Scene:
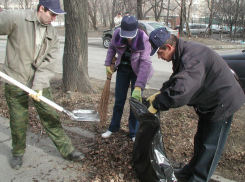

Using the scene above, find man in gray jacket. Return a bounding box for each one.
[147,28,244,182]
[0,0,84,170]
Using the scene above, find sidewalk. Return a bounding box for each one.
[0,116,94,181]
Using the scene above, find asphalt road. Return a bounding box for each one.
[0,38,173,90]
[0,37,245,90]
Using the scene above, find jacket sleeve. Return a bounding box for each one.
[32,33,59,90]
[153,60,205,111]
[134,39,153,89]
[104,32,117,66]
[0,10,15,35]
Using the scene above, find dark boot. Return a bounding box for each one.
[11,156,23,170]
[67,150,85,162]
[174,168,191,182]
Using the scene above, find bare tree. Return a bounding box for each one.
[205,0,219,35]
[233,0,241,40]
[142,0,154,19]
[122,0,136,15]
[110,0,117,28]
[98,0,107,27]
[185,0,192,37]
[175,0,193,37]
[166,0,170,25]
[4,0,9,9]
[88,0,99,31]
[106,0,114,28]
[221,0,241,40]
[137,0,143,19]
[150,0,165,22]
[63,0,94,93]
[176,0,186,36]
[238,0,245,41]
[18,0,30,9]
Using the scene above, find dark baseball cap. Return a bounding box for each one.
[149,27,170,56]
[39,0,66,14]
[120,16,138,38]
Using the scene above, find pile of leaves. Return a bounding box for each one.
[0,75,244,182]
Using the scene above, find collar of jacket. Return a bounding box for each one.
[25,10,53,40]
[113,28,145,51]
[172,38,186,74]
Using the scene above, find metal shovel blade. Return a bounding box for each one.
[71,110,100,122]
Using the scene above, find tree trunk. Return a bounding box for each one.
[179,0,186,37]
[207,0,214,35]
[111,0,117,28]
[166,0,170,25]
[63,0,94,93]
[99,1,107,27]
[137,0,143,20]
[88,0,98,31]
[186,0,192,37]
[152,0,163,22]
[4,0,8,9]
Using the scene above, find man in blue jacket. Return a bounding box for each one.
[147,27,244,182]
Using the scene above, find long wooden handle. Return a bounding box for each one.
[0,71,64,112]
[107,56,117,79]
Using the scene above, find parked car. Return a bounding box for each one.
[221,50,245,92]
[101,20,179,49]
[183,24,207,35]
[173,25,180,30]
[102,25,120,49]
[162,22,172,28]
[234,27,245,34]
[138,20,178,37]
[212,25,230,34]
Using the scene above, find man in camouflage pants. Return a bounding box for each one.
[0,0,84,170]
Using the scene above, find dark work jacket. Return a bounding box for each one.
[153,39,245,122]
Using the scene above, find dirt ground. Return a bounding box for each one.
[0,72,244,182]
[0,26,244,181]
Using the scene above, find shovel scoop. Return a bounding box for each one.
[0,71,100,122]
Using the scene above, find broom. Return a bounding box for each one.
[98,56,117,126]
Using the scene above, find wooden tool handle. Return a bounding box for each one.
[0,71,64,112]
[107,56,117,79]
[110,56,117,72]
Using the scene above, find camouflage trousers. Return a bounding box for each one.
[4,83,74,157]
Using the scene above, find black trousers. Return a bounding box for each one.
[182,115,233,182]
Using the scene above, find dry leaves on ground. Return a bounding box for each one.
[0,76,244,182]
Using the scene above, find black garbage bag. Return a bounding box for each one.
[129,97,177,182]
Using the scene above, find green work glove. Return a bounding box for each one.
[29,90,43,102]
[106,66,113,75]
[146,91,161,106]
[132,86,142,102]
[148,105,158,114]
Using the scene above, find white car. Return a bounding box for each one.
[212,25,230,34]
[183,24,207,35]
[102,20,179,48]
[138,20,178,37]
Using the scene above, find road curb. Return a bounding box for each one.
[208,44,245,49]
[1,35,245,50]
